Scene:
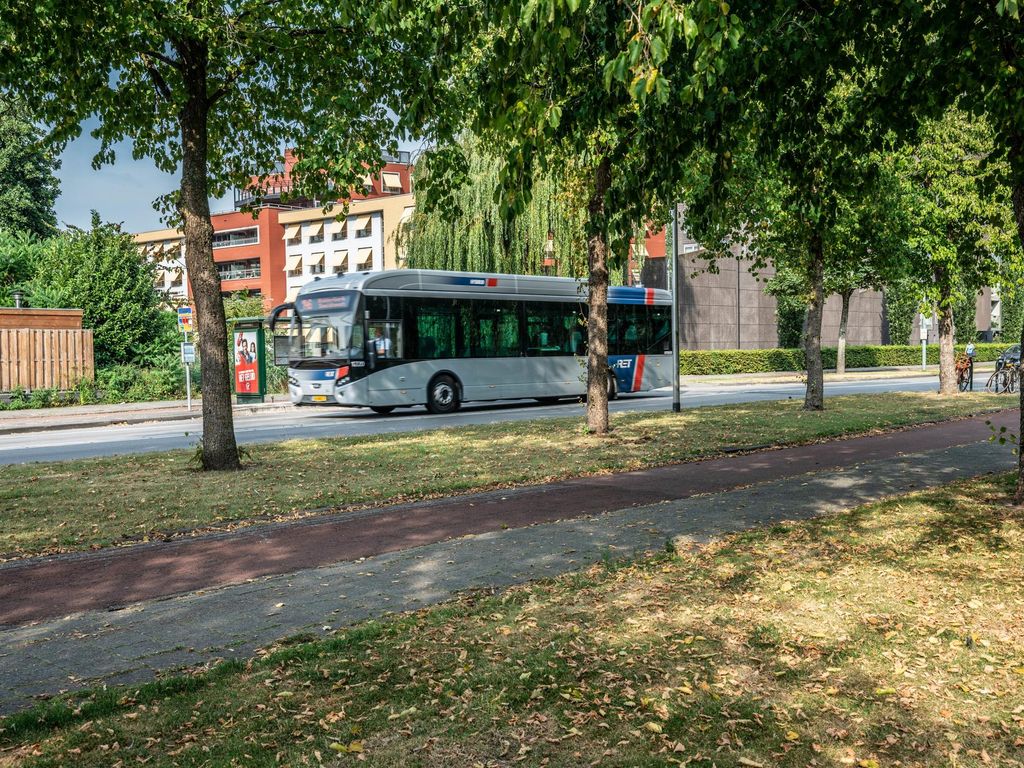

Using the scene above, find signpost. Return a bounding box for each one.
[178,307,195,410]
[177,306,194,333]
[919,314,933,369]
[670,204,681,413]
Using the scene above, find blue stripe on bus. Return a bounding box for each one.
[608,287,653,305]
[445,276,499,288]
[296,369,338,381]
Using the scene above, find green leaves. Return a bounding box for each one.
[996,0,1020,20]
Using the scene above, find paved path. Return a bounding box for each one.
[1,436,1014,716]
[1,410,1015,627]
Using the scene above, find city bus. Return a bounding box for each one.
[267,269,673,414]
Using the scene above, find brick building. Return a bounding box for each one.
[133,153,414,309]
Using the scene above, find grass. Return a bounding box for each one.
[2,472,1022,767]
[0,391,1010,560]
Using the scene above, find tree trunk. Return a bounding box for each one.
[803,231,825,410]
[935,268,957,396]
[179,40,240,471]
[1010,147,1024,503]
[837,289,852,375]
[586,155,611,434]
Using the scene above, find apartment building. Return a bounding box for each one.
[278,193,415,301]
[133,153,414,309]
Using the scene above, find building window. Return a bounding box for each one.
[332,226,347,241]
[309,253,326,275]
[309,233,324,244]
[382,172,403,194]
[217,259,261,281]
[212,227,258,248]
[287,235,302,246]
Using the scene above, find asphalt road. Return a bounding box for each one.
[0,375,942,465]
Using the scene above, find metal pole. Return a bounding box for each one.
[670,204,681,413]
[184,330,193,412]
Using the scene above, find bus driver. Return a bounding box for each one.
[373,327,391,358]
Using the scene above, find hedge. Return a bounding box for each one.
[678,342,1009,376]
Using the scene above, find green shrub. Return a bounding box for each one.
[3,386,29,410]
[28,387,56,408]
[679,342,1008,375]
[75,378,98,405]
[96,363,185,403]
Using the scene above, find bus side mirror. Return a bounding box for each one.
[273,335,294,366]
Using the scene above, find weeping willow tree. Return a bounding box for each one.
[402,136,594,277]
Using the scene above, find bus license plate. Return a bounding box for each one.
[312,395,328,402]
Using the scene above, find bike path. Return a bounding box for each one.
[1,409,1016,628]
[0,433,1014,715]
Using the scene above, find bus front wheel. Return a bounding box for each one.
[427,375,461,414]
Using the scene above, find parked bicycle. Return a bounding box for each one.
[986,360,1019,394]
[955,355,973,392]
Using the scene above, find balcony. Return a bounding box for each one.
[218,260,262,281]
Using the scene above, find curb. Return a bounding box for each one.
[0,400,295,436]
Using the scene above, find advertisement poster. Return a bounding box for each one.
[234,330,260,394]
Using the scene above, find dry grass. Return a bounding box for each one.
[0,391,1008,560]
[3,473,1022,767]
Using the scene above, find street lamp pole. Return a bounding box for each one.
[670,204,681,413]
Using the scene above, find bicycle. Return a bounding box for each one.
[955,355,972,392]
[986,361,1019,394]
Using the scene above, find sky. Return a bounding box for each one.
[53,120,232,234]
[54,119,421,235]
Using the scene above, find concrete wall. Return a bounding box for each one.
[676,252,780,350]
[820,290,885,346]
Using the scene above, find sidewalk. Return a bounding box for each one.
[0,412,1017,714]
[0,363,993,435]
[0,394,294,435]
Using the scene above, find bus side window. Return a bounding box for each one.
[414,298,455,359]
[525,301,574,356]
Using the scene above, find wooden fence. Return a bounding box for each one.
[0,328,95,392]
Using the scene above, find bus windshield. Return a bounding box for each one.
[293,290,363,360]
[299,314,361,358]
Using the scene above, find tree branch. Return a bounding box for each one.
[144,49,183,70]
[208,69,243,106]
[141,55,174,101]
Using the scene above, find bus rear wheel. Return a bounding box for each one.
[369,406,396,415]
[427,375,460,414]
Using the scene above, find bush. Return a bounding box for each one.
[679,342,1008,375]
[95,363,185,403]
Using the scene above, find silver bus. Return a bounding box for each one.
[267,269,674,414]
